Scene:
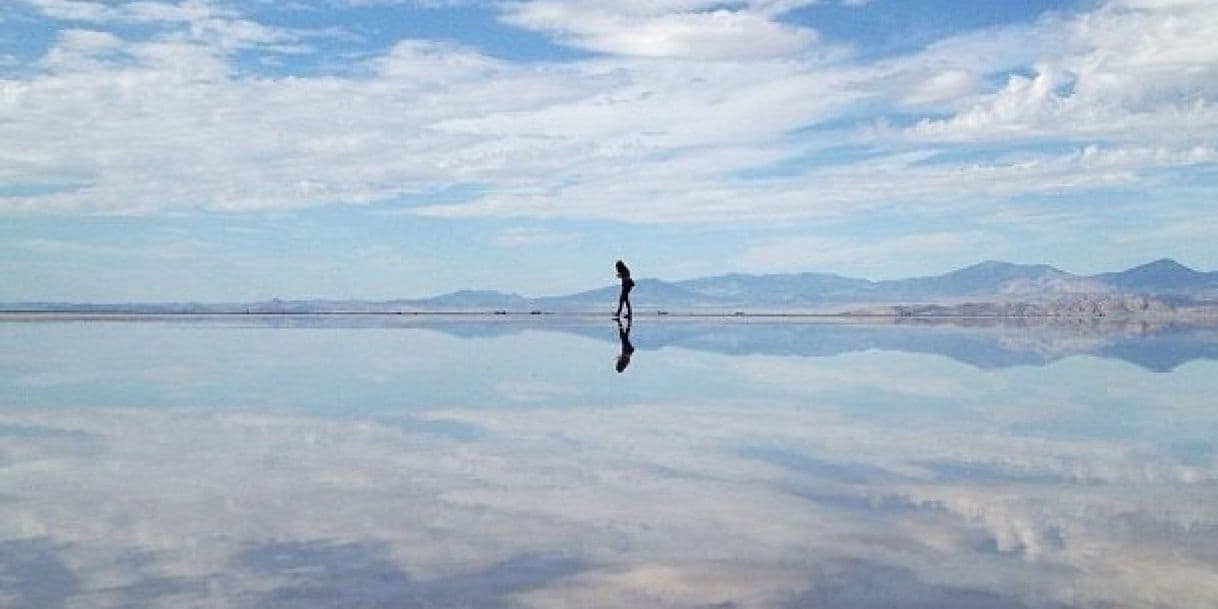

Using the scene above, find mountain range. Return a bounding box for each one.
[422,258,1218,313]
[5,258,1218,315]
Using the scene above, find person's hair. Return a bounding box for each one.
[615,260,629,274]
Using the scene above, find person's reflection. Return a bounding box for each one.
[615,318,635,373]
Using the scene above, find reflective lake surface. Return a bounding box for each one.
[2,315,1217,608]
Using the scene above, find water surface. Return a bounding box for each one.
[2,315,1217,608]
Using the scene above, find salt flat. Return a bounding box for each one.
[1,316,1216,608]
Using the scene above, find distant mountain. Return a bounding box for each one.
[1097,258,1218,293]
[656,259,1212,310]
[875,261,1076,300]
[536,279,714,309]
[419,290,530,309]
[675,272,872,304]
[646,261,1111,309]
[4,259,1217,314]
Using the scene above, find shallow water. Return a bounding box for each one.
[2,315,1217,608]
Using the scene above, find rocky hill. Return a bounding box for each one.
[852,294,1176,318]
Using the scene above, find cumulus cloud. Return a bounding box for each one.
[909,1,1218,143]
[0,0,1215,223]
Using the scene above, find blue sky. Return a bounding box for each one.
[1,0,1216,301]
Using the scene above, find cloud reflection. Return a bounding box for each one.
[0,320,1216,608]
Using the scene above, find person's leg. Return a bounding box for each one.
[616,289,626,317]
[625,288,633,318]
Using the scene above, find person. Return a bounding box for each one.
[615,317,635,373]
[614,259,634,320]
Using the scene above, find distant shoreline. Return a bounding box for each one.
[2,310,1213,321]
[6,258,1216,320]
[0,310,868,318]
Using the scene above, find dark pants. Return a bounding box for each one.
[616,285,633,317]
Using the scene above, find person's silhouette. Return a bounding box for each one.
[616,318,635,373]
[614,260,634,320]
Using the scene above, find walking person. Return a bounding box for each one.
[614,260,634,320]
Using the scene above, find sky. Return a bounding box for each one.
[1,0,1217,301]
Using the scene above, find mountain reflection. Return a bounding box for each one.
[241,315,1218,372]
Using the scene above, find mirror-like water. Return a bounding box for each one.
[2,315,1217,608]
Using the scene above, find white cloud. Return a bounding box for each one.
[500,1,822,59]
[909,1,1218,144]
[418,143,1217,222]
[901,69,983,106]
[21,0,304,52]
[21,0,123,22]
[0,0,1215,224]
[36,28,126,72]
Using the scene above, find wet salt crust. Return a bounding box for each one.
[1,316,1216,608]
